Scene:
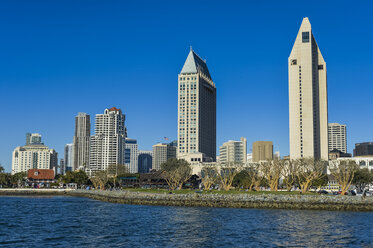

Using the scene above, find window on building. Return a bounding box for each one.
[302,32,310,43]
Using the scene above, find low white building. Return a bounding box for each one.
[329,157,373,172]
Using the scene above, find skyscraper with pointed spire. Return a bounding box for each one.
[177,48,216,161]
[288,17,328,160]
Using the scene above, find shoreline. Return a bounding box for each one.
[1,189,373,211]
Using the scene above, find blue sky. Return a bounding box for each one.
[1,1,372,172]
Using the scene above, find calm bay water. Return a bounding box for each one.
[0,196,373,247]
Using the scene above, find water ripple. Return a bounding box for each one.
[0,196,373,247]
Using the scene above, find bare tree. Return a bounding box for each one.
[281,160,297,191]
[90,176,101,189]
[217,162,242,191]
[200,166,216,190]
[294,158,327,193]
[260,159,284,191]
[161,158,192,190]
[329,160,359,195]
[246,163,264,191]
[94,170,109,190]
[107,164,128,187]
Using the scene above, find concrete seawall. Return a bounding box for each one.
[1,189,373,211]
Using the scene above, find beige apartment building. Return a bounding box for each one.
[177,48,216,162]
[288,17,328,160]
[12,144,58,175]
[152,143,176,171]
[252,141,273,162]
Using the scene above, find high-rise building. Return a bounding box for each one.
[138,150,153,173]
[354,142,373,157]
[125,138,138,173]
[177,48,216,161]
[12,143,57,175]
[49,149,58,172]
[73,112,90,171]
[289,17,328,160]
[152,143,177,171]
[328,123,347,153]
[60,159,65,175]
[64,144,74,172]
[252,141,273,162]
[89,107,126,174]
[26,133,42,145]
[219,137,247,164]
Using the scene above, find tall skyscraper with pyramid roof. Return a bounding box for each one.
[288,17,328,160]
[177,48,216,161]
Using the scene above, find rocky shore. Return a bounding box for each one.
[1,189,373,211]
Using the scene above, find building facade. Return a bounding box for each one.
[64,143,73,172]
[288,17,328,160]
[125,138,138,173]
[152,143,177,171]
[89,107,126,174]
[328,123,347,153]
[12,144,57,175]
[138,150,153,173]
[354,142,373,157]
[73,112,90,171]
[60,159,65,175]
[219,137,247,165]
[252,141,273,162]
[26,133,42,145]
[177,48,216,161]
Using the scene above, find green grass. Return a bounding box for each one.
[122,188,317,195]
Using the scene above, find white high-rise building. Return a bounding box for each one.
[73,112,90,171]
[12,143,57,175]
[219,137,247,165]
[289,17,328,160]
[125,138,138,173]
[177,48,216,162]
[89,107,126,174]
[328,123,347,153]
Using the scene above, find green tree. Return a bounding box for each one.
[233,169,252,190]
[63,171,75,184]
[353,168,373,192]
[11,172,27,187]
[73,170,89,187]
[311,174,328,189]
[0,164,5,173]
[161,158,191,190]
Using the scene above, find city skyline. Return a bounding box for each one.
[1,1,373,172]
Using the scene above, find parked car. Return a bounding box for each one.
[317,190,328,194]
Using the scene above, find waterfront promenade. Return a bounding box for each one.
[1,188,373,211]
